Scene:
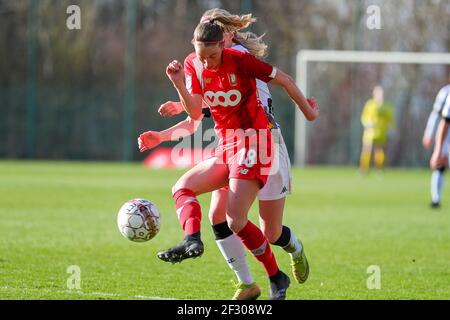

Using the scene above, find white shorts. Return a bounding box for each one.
[258,129,292,201]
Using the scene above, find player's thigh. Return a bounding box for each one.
[374,144,385,153]
[443,133,450,168]
[208,188,228,225]
[173,157,228,196]
[258,197,285,243]
[226,178,260,233]
[361,141,373,153]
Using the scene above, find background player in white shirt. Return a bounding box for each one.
[423,75,450,208]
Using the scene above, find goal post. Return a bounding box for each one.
[295,50,450,167]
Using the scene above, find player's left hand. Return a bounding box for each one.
[430,151,446,170]
[159,101,184,117]
[307,97,319,120]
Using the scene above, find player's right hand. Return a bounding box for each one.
[138,131,162,152]
[158,101,184,117]
[430,151,446,170]
[166,60,184,85]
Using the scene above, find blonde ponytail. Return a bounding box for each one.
[201,8,268,58]
[233,31,268,58]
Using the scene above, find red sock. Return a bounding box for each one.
[173,188,202,236]
[237,221,279,277]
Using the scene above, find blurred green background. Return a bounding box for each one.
[1,0,449,166]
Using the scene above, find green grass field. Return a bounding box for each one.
[0,160,449,300]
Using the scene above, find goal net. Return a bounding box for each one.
[294,50,450,167]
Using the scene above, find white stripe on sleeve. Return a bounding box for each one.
[424,110,440,139]
[441,94,450,120]
[269,67,277,79]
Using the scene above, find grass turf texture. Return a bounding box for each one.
[0,160,449,300]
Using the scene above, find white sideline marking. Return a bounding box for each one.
[0,286,178,300]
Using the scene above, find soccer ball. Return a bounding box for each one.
[117,199,161,242]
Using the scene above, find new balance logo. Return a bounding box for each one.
[240,169,249,175]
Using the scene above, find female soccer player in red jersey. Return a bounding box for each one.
[143,15,318,300]
[140,9,316,300]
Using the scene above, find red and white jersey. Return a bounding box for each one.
[232,45,272,110]
[184,48,277,140]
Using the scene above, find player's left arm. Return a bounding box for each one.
[238,51,318,121]
[430,118,450,169]
[269,69,319,121]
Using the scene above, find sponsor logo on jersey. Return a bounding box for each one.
[204,90,242,107]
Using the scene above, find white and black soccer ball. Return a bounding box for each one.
[117,199,161,242]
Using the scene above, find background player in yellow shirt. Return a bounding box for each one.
[359,86,395,173]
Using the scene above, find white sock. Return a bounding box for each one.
[431,169,445,203]
[216,234,254,285]
[283,230,303,259]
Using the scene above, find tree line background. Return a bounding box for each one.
[1,0,449,166]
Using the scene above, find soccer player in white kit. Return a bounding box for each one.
[139,9,312,299]
[423,75,450,208]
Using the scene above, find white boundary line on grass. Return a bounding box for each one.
[0,285,178,300]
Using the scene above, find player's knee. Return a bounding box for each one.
[171,183,186,196]
[208,208,225,225]
[172,179,194,195]
[226,218,246,234]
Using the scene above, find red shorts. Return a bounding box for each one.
[215,128,273,189]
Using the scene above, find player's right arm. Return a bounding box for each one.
[430,94,450,169]
[138,115,203,152]
[166,60,203,120]
[422,110,440,149]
